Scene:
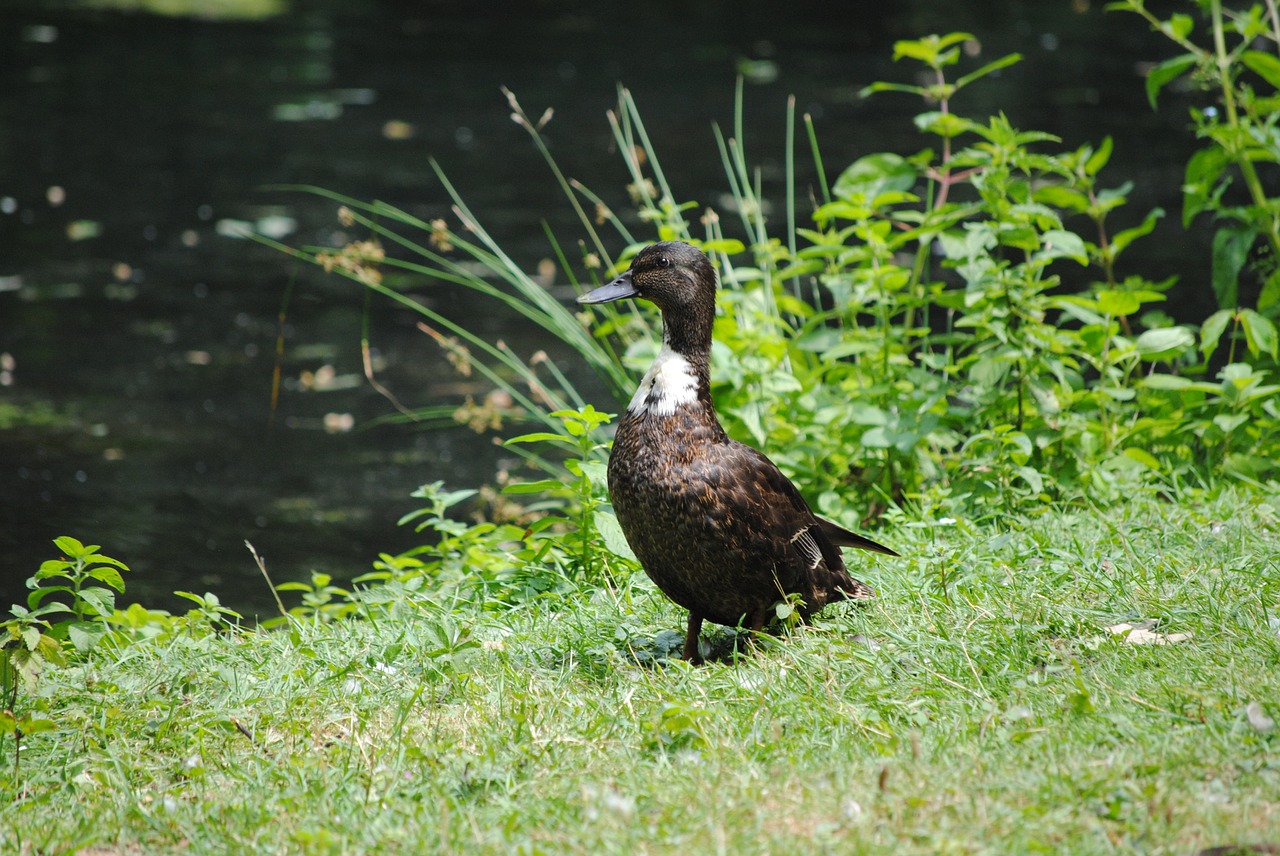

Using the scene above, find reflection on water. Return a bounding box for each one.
[0,0,1199,615]
[75,0,287,18]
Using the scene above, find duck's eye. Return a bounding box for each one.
[658,257,671,268]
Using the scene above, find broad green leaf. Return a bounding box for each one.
[699,238,746,255]
[871,190,921,208]
[550,406,611,431]
[997,225,1040,253]
[1141,373,1194,390]
[891,34,975,65]
[1016,466,1044,494]
[1242,50,1280,90]
[1165,13,1194,41]
[501,479,568,495]
[812,200,871,223]
[1145,53,1196,109]
[1097,290,1143,316]
[26,587,74,611]
[34,634,65,666]
[1123,447,1162,470]
[1109,208,1164,257]
[1199,308,1234,358]
[1224,453,1272,483]
[1214,413,1250,434]
[727,266,766,283]
[794,327,841,353]
[1033,185,1090,213]
[970,355,1012,387]
[594,510,636,561]
[579,460,609,487]
[892,40,939,63]
[737,403,767,446]
[1220,362,1258,384]
[1037,230,1088,265]
[832,153,918,207]
[504,432,571,446]
[22,718,57,735]
[52,535,90,557]
[1099,386,1137,401]
[76,587,116,618]
[955,53,1023,89]
[861,426,892,449]
[1239,308,1279,359]
[848,403,888,426]
[87,566,126,593]
[1183,147,1229,226]
[934,32,978,50]
[1211,224,1256,309]
[1135,327,1195,360]
[1260,268,1280,312]
[68,621,107,654]
[913,111,978,138]
[523,516,560,535]
[1084,136,1113,175]
[1007,432,1033,461]
[35,559,72,580]
[858,81,925,98]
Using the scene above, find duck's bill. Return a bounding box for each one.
[576,270,636,304]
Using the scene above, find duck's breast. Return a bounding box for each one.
[607,415,820,625]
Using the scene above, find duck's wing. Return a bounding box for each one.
[719,441,898,557]
[707,440,893,599]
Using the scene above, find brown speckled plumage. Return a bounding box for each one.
[579,241,898,663]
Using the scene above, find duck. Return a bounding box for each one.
[578,241,898,663]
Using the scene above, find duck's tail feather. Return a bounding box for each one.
[816,516,900,557]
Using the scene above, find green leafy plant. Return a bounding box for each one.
[364,409,635,609]
[1,536,129,775]
[0,604,62,774]
[365,481,534,607]
[271,26,1280,539]
[503,405,633,586]
[643,700,712,754]
[1114,0,1280,321]
[28,535,130,654]
[172,591,244,636]
[270,572,358,624]
[699,33,1194,514]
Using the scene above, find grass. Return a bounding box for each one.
[7,488,1280,854]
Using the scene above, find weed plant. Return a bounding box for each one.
[268,15,1280,542]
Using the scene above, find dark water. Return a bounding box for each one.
[0,0,1202,617]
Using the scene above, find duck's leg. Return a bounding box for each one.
[682,611,704,664]
[722,608,771,660]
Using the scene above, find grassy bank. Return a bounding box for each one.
[7,489,1279,854]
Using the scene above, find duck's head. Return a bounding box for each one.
[577,241,716,317]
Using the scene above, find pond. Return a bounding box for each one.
[0,0,1203,617]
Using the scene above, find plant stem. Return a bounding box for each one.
[786,95,800,302]
[1211,0,1280,263]
[1267,0,1280,48]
